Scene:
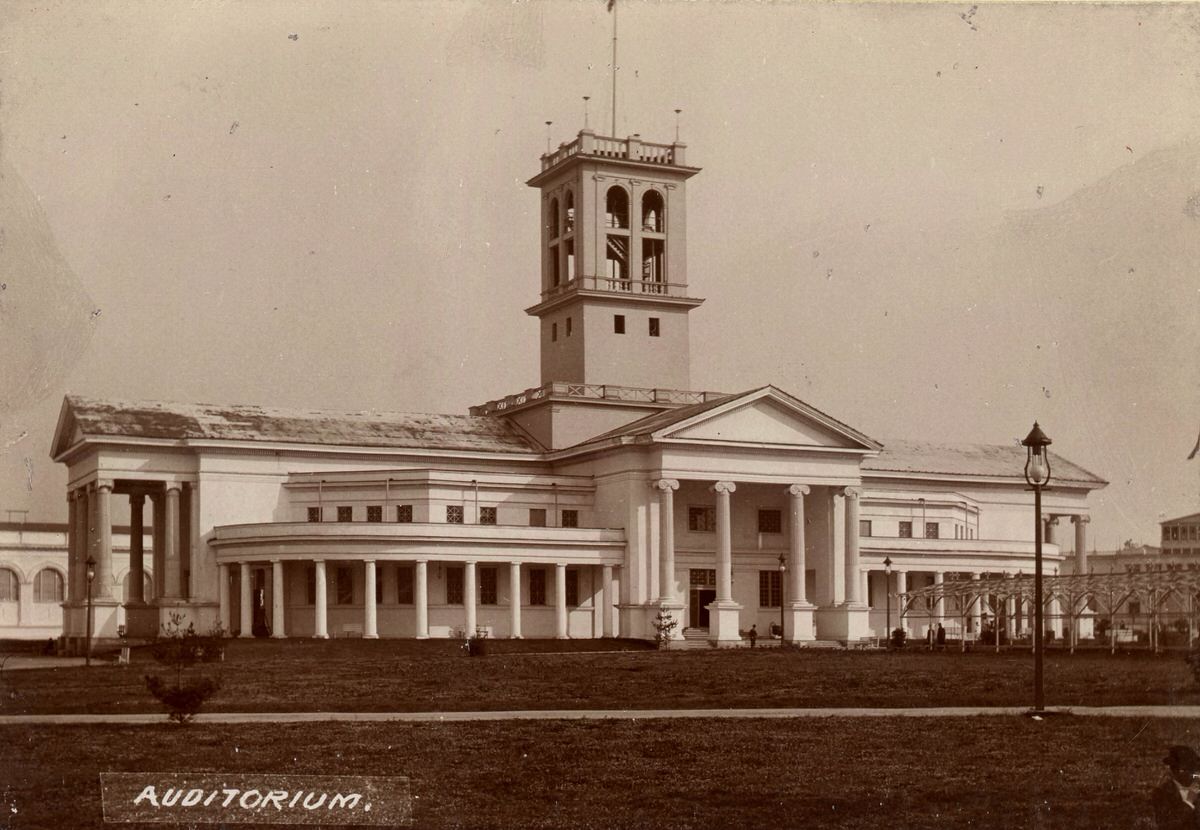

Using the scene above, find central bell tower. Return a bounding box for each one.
[524,128,703,389]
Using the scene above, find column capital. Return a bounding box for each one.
[313,558,325,565]
[464,559,476,566]
[129,492,146,506]
[95,479,114,493]
[270,558,281,564]
[1071,515,1091,525]
[711,480,736,495]
[166,482,183,495]
[510,560,522,568]
[652,478,680,492]
[415,558,428,565]
[785,484,810,497]
[843,486,862,500]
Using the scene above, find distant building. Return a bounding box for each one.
[0,521,148,640]
[50,128,1106,648]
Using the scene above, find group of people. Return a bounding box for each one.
[1155,745,1200,829]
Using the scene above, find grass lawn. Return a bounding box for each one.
[0,639,1196,715]
[3,716,1198,829]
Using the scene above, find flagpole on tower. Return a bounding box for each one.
[609,0,618,136]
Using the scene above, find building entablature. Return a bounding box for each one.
[209,521,626,566]
[860,536,1062,560]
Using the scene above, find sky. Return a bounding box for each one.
[1,0,1198,550]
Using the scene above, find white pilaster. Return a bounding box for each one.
[843,487,863,606]
[601,564,614,638]
[363,559,377,639]
[415,559,429,639]
[464,560,477,636]
[271,559,286,638]
[555,563,568,639]
[313,559,328,639]
[509,561,522,639]
[218,563,230,633]
[163,485,181,599]
[239,561,252,638]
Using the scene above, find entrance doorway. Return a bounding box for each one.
[690,588,716,628]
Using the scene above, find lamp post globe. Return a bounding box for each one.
[85,555,97,668]
[1021,422,1052,713]
[883,556,893,648]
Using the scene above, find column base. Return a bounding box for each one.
[706,600,744,646]
[312,633,329,640]
[124,603,161,639]
[784,601,817,643]
[815,605,872,643]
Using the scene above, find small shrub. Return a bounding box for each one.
[889,628,907,649]
[652,610,678,649]
[467,627,489,657]
[143,613,224,725]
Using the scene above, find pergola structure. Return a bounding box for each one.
[900,570,1200,653]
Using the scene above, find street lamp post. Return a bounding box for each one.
[777,552,786,644]
[884,556,893,648]
[1022,422,1052,713]
[85,555,96,668]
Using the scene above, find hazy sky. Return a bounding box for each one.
[2,1,1198,549]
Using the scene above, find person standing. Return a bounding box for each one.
[748,624,757,648]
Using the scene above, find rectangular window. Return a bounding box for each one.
[307,506,321,523]
[759,570,782,608]
[860,520,872,538]
[337,506,353,523]
[566,317,573,337]
[480,567,498,605]
[899,521,913,538]
[925,522,939,539]
[758,509,782,534]
[366,505,382,523]
[446,566,464,605]
[446,505,464,524]
[529,568,547,606]
[480,506,497,525]
[551,322,558,342]
[306,566,316,605]
[566,569,579,606]
[649,317,660,337]
[396,566,414,604]
[529,508,547,527]
[614,314,626,334]
[336,566,353,605]
[561,509,579,528]
[688,506,716,532]
[397,504,413,523]
[689,569,717,587]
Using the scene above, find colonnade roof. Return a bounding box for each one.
[902,570,1200,613]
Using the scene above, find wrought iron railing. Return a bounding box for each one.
[541,131,685,172]
[540,275,690,300]
[472,383,728,416]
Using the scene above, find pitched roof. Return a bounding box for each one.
[571,386,882,451]
[55,397,541,456]
[865,439,1107,486]
[1162,512,1200,525]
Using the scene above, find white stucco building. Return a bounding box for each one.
[50,129,1106,649]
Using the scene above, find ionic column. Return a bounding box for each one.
[601,564,614,638]
[414,560,429,639]
[66,491,78,603]
[653,479,680,604]
[94,481,114,599]
[272,559,286,638]
[239,562,253,638]
[1044,516,1059,547]
[786,485,810,604]
[555,563,568,639]
[313,560,328,639]
[464,560,477,636]
[1072,516,1090,575]
[933,571,945,622]
[712,481,736,602]
[218,563,231,632]
[151,493,165,599]
[163,484,182,599]
[129,494,146,604]
[895,571,908,626]
[509,561,522,639]
[362,559,377,639]
[844,487,862,605]
[73,488,89,605]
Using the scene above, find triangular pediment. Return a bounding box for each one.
[654,387,880,452]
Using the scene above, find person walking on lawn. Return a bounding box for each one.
[748,625,757,648]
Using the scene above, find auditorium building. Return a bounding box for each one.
[50,128,1106,647]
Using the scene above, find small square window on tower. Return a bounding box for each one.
[614,314,626,334]
[366,505,382,523]
[307,506,321,523]
[566,317,573,337]
[337,506,353,523]
[551,322,558,342]
[649,317,660,337]
[480,506,497,525]
[446,505,464,524]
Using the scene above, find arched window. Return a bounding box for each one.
[642,190,664,232]
[564,190,575,234]
[548,197,559,238]
[33,568,63,603]
[0,568,17,602]
[605,186,629,229]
